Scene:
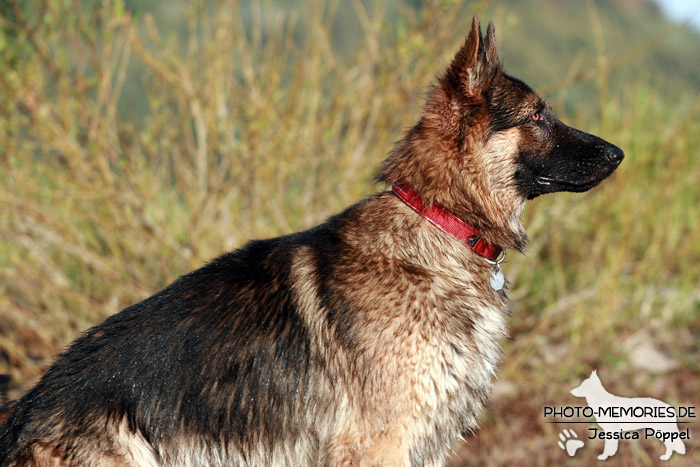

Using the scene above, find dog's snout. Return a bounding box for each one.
[604,144,625,166]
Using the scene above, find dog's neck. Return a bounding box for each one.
[392,182,503,261]
[377,143,528,252]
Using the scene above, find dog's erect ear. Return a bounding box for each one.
[484,21,499,67]
[443,17,501,99]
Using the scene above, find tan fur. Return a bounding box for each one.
[474,128,527,242]
[27,443,68,467]
[14,418,160,467]
[288,193,508,465]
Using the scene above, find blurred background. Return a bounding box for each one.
[0,0,698,464]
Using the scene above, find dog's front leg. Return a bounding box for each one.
[325,423,410,467]
[359,425,410,467]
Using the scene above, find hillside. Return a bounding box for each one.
[117,0,700,119]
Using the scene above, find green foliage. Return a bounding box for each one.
[0,0,698,463]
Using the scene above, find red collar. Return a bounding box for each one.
[392,183,503,261]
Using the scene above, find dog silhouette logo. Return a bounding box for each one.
[570,370,686,461]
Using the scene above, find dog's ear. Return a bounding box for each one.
[483,21,499,68]
[443,17,501,100]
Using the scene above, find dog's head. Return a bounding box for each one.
[379,18,623,250]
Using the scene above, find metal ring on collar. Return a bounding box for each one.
[484,250,506,266]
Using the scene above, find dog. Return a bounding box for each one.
[571,370,686,461]
[0,17,623,466]
[0,376,9,426]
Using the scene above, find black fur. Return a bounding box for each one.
[0,376,9,405]
[0,208,362,464]
[489,75,540,132]
[514,108,624,199]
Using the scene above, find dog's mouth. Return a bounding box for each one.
[534,175,603,192]
[529,170,614,198]
[526,148,623,198]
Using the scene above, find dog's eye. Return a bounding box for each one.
[531,111,541,122]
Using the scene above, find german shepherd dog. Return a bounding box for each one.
[0,18,623,466]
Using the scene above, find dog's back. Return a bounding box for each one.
[0,196,507,466]
[1,223,337,465]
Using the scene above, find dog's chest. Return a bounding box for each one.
[401,263,509,448]
[420,294,505,407]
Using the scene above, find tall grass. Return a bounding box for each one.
[1,0,698,464]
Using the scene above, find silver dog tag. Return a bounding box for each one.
[490,267,504,291]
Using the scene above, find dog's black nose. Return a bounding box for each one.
[604,144,625,165]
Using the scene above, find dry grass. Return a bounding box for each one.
[1,0,698,464]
